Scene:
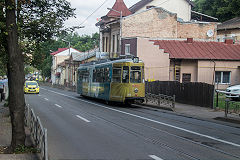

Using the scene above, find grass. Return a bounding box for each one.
[214,92,240,114]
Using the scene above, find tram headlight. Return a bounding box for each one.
[133,57,139,63]
[134,88,138,93]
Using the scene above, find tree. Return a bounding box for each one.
[1,0,76,152]
[5,0,26,151]
[193,0,240,22]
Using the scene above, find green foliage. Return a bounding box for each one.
[24,65,35,75]
[33,32,99,78]
[193,0,240,22]
[14,144,39,154]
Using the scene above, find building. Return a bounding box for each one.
[97,0,217,58]
[50,47,82,84]
[121,7,217,40]
[131,37,240,89]
[217,17,240,44]
[129,0,194,21]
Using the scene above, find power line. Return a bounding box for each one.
[79,0,110,26]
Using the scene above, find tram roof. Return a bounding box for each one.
[78,58,143,69]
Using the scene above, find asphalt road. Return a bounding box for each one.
[25,86,240,160]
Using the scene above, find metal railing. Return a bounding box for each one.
[224,99,240,118]
[145,93,175,109]
[25,105,48,160]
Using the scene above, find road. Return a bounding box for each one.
[25,86,240,160]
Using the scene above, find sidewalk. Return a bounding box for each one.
[174,103,240,126]
[0,101,39,160]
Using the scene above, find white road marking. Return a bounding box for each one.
[76,115,91,123]
[149,155,164,160]
[44,98,49,101]
[41,87,240,148]
[55,104,63,108]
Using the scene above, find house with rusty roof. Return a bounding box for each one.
[131,37,240,89]
[217,17,240,44]
[96,0,199,58]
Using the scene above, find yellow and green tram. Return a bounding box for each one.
[77,57,145,104]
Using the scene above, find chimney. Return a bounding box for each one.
[186,38,193,43]
[225,39,233,44]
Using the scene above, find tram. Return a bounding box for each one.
[77,56,145,104]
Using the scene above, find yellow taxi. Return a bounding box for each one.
[24,81,39,94]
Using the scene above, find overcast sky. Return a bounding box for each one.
[65,0,140,35]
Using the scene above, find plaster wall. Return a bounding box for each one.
[198,60,240,89]
[137,37,170,81]
[135,0,191,21]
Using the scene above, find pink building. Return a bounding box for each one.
[126,37,240,89]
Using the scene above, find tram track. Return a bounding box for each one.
[128,104,240,139]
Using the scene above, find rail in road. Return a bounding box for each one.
[25,86,240,160]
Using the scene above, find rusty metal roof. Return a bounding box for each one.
[152,40,240,60]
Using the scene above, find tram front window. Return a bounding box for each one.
[130,66,141,83]
[122,66,129,83]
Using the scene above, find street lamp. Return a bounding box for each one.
[107,8,122,56]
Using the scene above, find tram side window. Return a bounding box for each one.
[130,66,141,83]
[93,69,97,82]
[105,68,110,82]
[82,70,89,83]
[112,67,121,83]
[142,66,145,83]
[122,66,129,83]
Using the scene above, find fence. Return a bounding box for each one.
[145,93,175,109]
[25,105,48,160]
[145,81,214,108]
[215,90,240,117]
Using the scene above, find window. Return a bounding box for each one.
[182,73,191,83]
[112,67,121,83]
[125,44,130,55]
[130,66,141,83]
[215,71,231,84]
[122,66,129,83]
[117,34,120,52]
[102,37,105,52]
[112,35,115,53]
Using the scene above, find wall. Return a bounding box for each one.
[177,22,217,40]
[122,8,178,38]
[217,29,240,43]
[169,60,198,82]
[122,7,217,40]
[137,37,170,81]
[121,38,137,56]
[135,0,191,21]
[197,60,240,89]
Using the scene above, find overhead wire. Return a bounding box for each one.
[79,0,111,27]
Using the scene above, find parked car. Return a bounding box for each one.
[24,81,39,94]
[225,85,240,101]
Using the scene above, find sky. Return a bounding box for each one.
[65,0,140,35]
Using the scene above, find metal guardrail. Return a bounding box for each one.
[145,93,175,109]
[25,105,48,160]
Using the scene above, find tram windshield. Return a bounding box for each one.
[122,66,129,83]
[130,66,141,83]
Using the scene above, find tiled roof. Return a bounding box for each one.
[129,0,194,14]
[217,17,240,30]
[107,0,131,17]
[50,48,68,55]
[152,40,240,60]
